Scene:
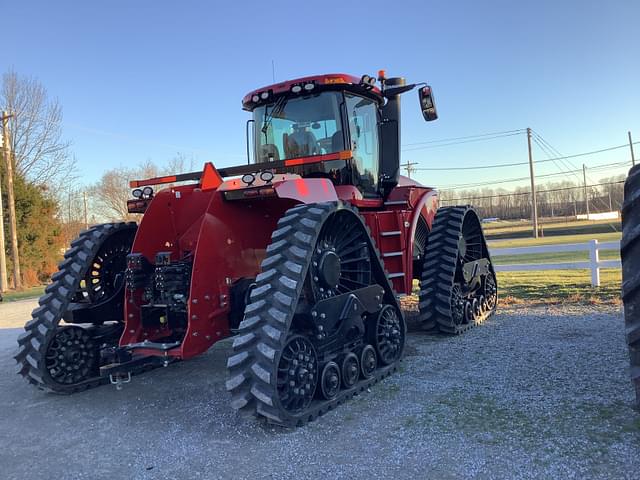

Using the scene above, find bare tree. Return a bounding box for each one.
[89,160,159,221]
[1,70,76,190]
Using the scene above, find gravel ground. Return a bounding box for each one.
[0,299,638,479]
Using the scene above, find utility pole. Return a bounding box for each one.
[0,113,9,292]
[583,164,590,216]
[629,131,636,166]
[83,191,89,229]
[401,161,418,179]
[2,111,20,289]
[526,128,538,238]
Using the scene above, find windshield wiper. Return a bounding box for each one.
[261,95,288,136]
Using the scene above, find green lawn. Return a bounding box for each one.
[492,247,620,266]
[497,269,621,306]
[490,231,621,266]
[487,231,622,306]
[489,231,621,248]
[2,286,45,302]
[484,218,622,240]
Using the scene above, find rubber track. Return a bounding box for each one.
[226,201,404,427]
[417,206,497,334]
[622,164,640,406]
[14,222,137,394]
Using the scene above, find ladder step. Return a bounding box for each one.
[382,251,403,258]
[387,272,405,279]
[383,200,407,206]
[380,230,401,237]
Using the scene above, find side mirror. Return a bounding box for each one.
[419,86,438,121]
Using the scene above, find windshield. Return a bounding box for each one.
[252,91,345,163]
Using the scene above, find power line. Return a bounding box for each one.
[438,159,628,189]
[411,141,639,171]
[440,180,625,202]
[403,128,525,147]
[531,131,622,231]
[402,132,523,151]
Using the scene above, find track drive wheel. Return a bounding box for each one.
[15,222,137,393]
[622,164,640,406]
[417,206,497,334]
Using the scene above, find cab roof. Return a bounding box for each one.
[242,73,383,111]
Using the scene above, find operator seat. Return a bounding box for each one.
[284,128,318,158]
[331,130,344,152]
[258,144,280,162]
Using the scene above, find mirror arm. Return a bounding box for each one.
[383,83,416,97]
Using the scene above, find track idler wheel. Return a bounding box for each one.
[374,305,405,366]
[360,345,377,379]
[484,273,498,312]
[320,362,341,400]
[341,353,360,388]
[276,335,318,414]
[45,326,99,385]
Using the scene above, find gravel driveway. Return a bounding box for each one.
[0,300,638,479]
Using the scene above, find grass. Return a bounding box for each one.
[489,231,621,248]
[404,226,623,307]
[484,218,621,240]
[497,269,621,306]
[488,231,622,306]
[2,285,45,302]
[492,247,620,266]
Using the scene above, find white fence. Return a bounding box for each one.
[490,239,620,287]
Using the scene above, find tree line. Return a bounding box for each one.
[1,70,75,286]
[440,175,627,220]
[1,69,192,287]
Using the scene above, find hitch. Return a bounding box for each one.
[100,341,180,388]
[109,372,132,390]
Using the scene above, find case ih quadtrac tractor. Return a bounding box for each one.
[16,72,497,426]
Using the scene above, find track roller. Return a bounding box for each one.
[360,345,377,379]
[341,353,360,388]
[320,361,341,400]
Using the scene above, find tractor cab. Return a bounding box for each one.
[243,72,437,199]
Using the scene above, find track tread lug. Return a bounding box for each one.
[417,205,497,334]
[226,201,405,426]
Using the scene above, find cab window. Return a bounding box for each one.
[253,92,345,162]
[345,93,379,194]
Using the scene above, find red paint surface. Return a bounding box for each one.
[275,178,338,204]
[121,164,438,360]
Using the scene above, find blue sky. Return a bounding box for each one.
[2,0,638,190]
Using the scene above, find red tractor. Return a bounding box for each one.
[16,72,497,426]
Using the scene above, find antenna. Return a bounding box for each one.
[271,60,276,83]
